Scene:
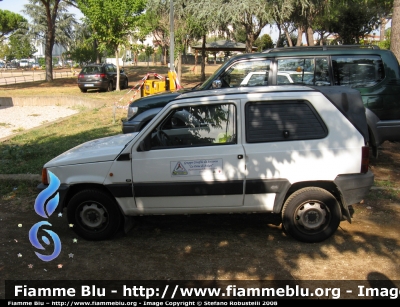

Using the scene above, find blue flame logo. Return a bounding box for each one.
[29,170,62,262]
[34,171,60,218]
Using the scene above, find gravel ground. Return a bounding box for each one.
[0,105,79,139]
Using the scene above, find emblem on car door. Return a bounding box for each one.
[172,162,188,176]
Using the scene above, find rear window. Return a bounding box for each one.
[332,55,385,87]
[81,66,102,74]
[245,100,328,143]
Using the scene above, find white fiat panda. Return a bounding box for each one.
[39,86,374,243]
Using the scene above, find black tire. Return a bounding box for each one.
[123,78,129,89]
[67,189,122,241]
[80,88,87,93]
[107,82,113,92]
[281,187,341,243]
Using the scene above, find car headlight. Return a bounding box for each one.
[127,106,138,119]
[41,168,49,185]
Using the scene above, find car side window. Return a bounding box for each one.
[277,57,330,86]
[218,60,270,88]
[106,65,114,73]
[149,103,237,149]
[332,55,385,87]
[245,100,328,143]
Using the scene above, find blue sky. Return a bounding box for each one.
[1,0,83,20]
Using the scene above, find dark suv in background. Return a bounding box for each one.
[122,45,400,157]
[78,63,129,92]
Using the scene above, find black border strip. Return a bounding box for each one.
[133,181,244,197]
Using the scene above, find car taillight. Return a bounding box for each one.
[41,168,49,185]
[361,146,369,173]
[78,74,84,78]
[95,73,106,78]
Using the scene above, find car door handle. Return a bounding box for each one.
[238,155,243,159]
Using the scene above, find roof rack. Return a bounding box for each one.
[263,45,380,53]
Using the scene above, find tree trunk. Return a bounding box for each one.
[307,27,314,46]
[245,30,255,53]
[201,34,206,82]
[178,52,182,82]
[296,26,304,46]
[165,47,168,65]
[94,39,100,63]
[391,0,400,62]
[283,28,293,47]
[380,17,388,41]
[45,30,54,82]
[115,49,120,91]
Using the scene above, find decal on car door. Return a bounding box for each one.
[171,159,223,176]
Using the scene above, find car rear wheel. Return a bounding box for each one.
[67,189,122,241]
[282,187,341,243]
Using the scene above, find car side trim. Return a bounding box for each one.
[105,184,133,197]
[133,181,244,197]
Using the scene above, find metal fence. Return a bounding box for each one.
[0,70,76,86]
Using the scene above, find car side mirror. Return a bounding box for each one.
[120,69,124,73]
[212,80,222,89]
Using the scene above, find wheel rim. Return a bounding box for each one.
[295,201,329,232]
[77,201,109,231]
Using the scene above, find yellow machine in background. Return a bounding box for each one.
[141,71,180,97]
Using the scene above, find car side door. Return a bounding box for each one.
[130,98,246,212]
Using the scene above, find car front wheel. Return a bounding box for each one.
[80,88,87,93]
[67,189,122,240]
[282,187,341,243]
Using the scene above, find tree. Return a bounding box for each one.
[329,0,382,44]
[8,33,37,59]
[21,0,77,82]
[219,0,273,53]
[0,10,27,42]
[78,0,146,91]
[138,7,170,66]
[253,34,274,51]
[391,0,400,61]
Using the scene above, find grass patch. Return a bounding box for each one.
[374,178,395,188]
[0,104,126,175]
[11,127,25,133]
[28,114,41,117]
[367,188,400,201]
[0,122,11,127]
[0,179,39,212]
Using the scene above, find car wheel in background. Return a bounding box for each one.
[80,88,87,93]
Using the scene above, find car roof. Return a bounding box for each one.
[176,85,315,100]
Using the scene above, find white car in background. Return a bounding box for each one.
[19,59,30,67]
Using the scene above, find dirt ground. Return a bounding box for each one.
[0,141,399,299]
